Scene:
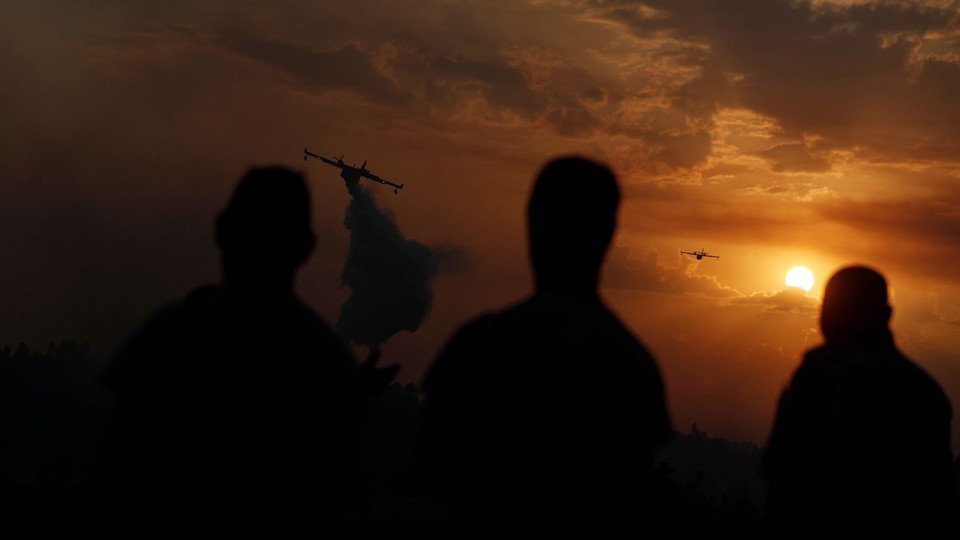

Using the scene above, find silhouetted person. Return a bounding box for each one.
[413,156,672,523]
[760,266,958,536]
[92,167,391,524]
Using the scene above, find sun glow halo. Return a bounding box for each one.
[785,266,815,292]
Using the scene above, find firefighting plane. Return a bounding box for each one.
[304,148,404,194]
[681,248,720,260]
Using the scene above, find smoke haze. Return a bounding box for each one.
[336,181,443,349]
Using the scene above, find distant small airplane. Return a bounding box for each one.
[681,248,719,260]
[304,148,404,194]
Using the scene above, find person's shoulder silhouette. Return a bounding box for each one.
[414,156,672,523]
[761,266,958,535]
[93,166,367,523]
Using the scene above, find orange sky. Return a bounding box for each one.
[2,0,960,449]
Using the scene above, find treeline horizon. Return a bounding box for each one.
[1,339,959,523]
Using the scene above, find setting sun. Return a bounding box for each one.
[785,266,815,291]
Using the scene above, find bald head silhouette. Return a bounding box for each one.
[527,156,619,296]
[762,265,959,534]
[215,166,316,293]
[415,155,672,523]
[819,266,893,347]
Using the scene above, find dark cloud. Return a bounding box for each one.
[698,162,752,182]
[603,246,741,297]
[545,97,604,137]
[223,37,410,106]
[427,55,548,118]
[621,182,813,245]
[418,50,622,138]
[758,143,832,173]
[753,182,832,200]
[611,122,713,170]
[650,129,713,169]
[579,86,609,105]
[670,63,729,121]
[733,287,820,314]
[591,0,960,158]
[814,193,960,280]
[819,197,960,245]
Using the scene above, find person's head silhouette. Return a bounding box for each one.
[527,156,620,296]
[215,166,316,293]
[820,265,892,346]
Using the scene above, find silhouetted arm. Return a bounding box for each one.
[359,348,400,397]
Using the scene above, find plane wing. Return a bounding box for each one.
[681,249,720,259]
[361,170,387,183]
[361,170,404,193]
[305,147,405,193]
[304,148,343,168]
